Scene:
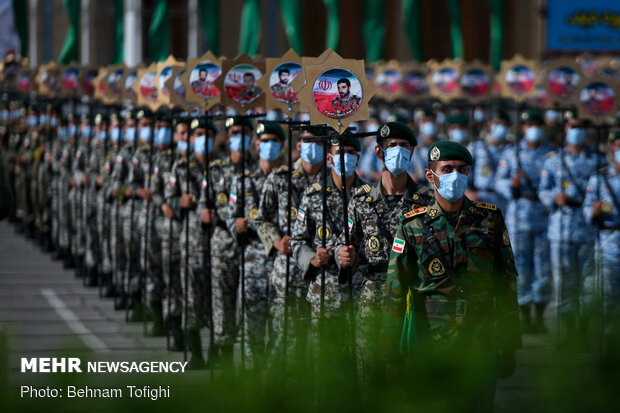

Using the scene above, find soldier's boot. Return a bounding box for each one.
[169,316,184,352]
[100,273,116,298]
[127,293,146,323]
[83,265,98,287]
[519,305,535,334]
[114,288,128,310]
[74,254,85,278]
[186,329,206,370]
[51,247,64,261]
[63,251,76,269]
[533,303,549,334]
[146,301,166,337]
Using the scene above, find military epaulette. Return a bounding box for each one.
[189,162,196,168]
[404,207,427,218]
[177,159,187,167]
[353,184,372,197]
[306,182,322,195]
[209,159,222,167]
[274,165,289,174]
[292,170,302,179]
[473,201,498,211]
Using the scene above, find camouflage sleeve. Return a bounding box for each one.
[226,174,241,241]
[290,193,317,280]
[334,199,361,271]
[151,167,165,210]
[494,150,514,200]
[492,211,523,352]
[379,222,415,362]
[537,157,559,212]
[582,173,599,225]
[164,162,181,218]
[256,172,281,256]
[126,156,142,196]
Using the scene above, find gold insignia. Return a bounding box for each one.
[503,229,511,246]
[365,196,372,202]
[481,166,489,176]
[249,208,258,220]
[404,206,427,218]
[601,202,612,214]
[428,258,445,276]
[292,171,301,179]
[217,192,227,205]
[317,225,331,240]
[368,236,381,252]
[380,125,390,138]
[225,117,234,128]
[429,209,437,217]
[561,180,570,190]
[191,119,199,129]
[413,194,419,200]
[290,206,297,219]
[469,206,476,212]
[473,201,498,211]
[257,123,265,134]
[137,110,145,119]
[430,146,441,161]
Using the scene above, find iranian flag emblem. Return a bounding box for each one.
[230,191,237,203]
[201,177,207,189]
[392,238,405,253]
[297,208,305,222]
[347,217,353,231]
[169,175,176,185]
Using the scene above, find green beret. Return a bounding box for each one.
[137,108,153,120]
[257,122,285,141]
[225,115,253,130]
[330,136,361,152]
[190,118,217,135]
[447,115,469,126]
[521,109,543,123]
[609,129,620,143]
[155,110,171,122]
[428,141,473,165]
[376,121,417,146]
[492,109,510,123]
[174,116,189,127]
[299,125,327,138]
[423,107,435,117]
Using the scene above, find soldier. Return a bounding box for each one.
[446,115,469,144]
[409,108,439,185]
[256,125,326,363]
[332,78,361,109]
[269,68,294,101]
[237,72,262,104]
[495,109,554,333]
[539,114,604,347]
[583,130,620,360]
[335,121,433,382]
[381,141,521,410]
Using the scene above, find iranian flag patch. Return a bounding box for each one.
[392,238,405,253]
[201,177,207,189]
[297,208,305,222]
[230,191,237,203]
[348,217,353,231]
[169,175,176,185]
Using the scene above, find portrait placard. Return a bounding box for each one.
[217,53,265,113]
[427,59,463,102]
[459,61,493,102]
[120,65,142,103]
[498,55,538,101]
[133,63,161,111]
[572,75,619,122]
[401,62,429,103]
[258,49,302,115]
[81,67,99,98]
[180,51,222,110]
[374,60,404,101]
[59,64,82,97]
[541,59,582,105]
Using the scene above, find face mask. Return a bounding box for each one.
[230,134,251,153]
[125,127,136,142]
[177,140,191,153]
[69,125,78,136]
[0,110,8,121]
[82,125,92,137]
[420,121,437,137]
[27,116,38,127]
[436,112,446,124]
[300,142,324,165]
[449,128,468,143]
[473,110,485,122]
[154,127,172,146]
[332,152,358,178]
[259,140,282,162]
[384,146,411,175]
[58,127,68,140]
[432,170,468,202]
[39,115,48,125]
[110,127,120,142]
[545,110,559,122]
[364,122,379,133]
[491,124,508,141]
[615,149,620,164]
[524,126,543,143]
[97,130,107,141]
[49,117,58,127]
[193,135,213,156]
[566,128,586,146]
[139,126,152,143]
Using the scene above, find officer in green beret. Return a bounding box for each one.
[381,141,521,409]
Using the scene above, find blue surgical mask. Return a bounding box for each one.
[193,135,213,156]
[58,127,68,139]
[154,127,172,146]
[49,117,58,127]
[615,149,620,164]
[139,126,152,143]
[39,115,48,125]
[259,140,282,161]
[230,134,251,153]
[332,153,358,178]
[420,121,437,137]
[491,124,508,141]
[125,127,136,142]
[384,146,411,175]
[177,140,191,153]
[0,110,8,121]
[27,116,37,127]
[98,130,107,141]
[436,112,446,124]
[566,128,586,146]
[432,170,468,202]
[525,126,543,143]
[69,125,78,136]
[449,128,468,143]
[110,127,120,142]
[473,110,485,122]
[82,125,92,137]
[300,142,324,165]
[545,110,559,122]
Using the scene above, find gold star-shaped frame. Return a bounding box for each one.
[427,59,463,102]
[217,53,265,114]
[570,74,619,123]
[540,59,583,106]
[104,63,126,104]
[133,63,161,111]
[257,48,302,115]
[93,66,110,103]
[290,48,334,113]
[401,61,429,104]
[80,66,99,99]
[16,67,34,94]
[180,50,222,110]
[498,55,538,102]
[120,65,143,104]
[155,55,182,108]
[58,63,82,98]
[35,62,61,98]
[459,60,494,103]
[165,63,198,110]
[374,60,404,102]
[298,51,376,134]
[576,53,599,77]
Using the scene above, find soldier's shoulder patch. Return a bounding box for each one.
[306,182,322,195]
[353,184,371,197]
[404,206,427,218]
[274,165,289,174]
[209,159,222,167]
[473,201,498,211]
[292,171,302,179]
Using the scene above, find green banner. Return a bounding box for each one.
[148,0,169,62]
[488,0,504,70]
[58,0,80,63]
[401,0,422,60]
[238,0,261,56]
[200,0,220,55]
[277,0,303,55]
[111,0,124,64]
[363,0,385,62]
[446,0,463,59]
[12,0,28,57]
[322,0,339,51]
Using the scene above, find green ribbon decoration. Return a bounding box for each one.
[277,0,303,55]
[363,0,385,62]
[401,0,422,61]
[446,0,463,59]
[58,0,80,63]
[200,0,220,55]
[148,0,170,62]
[488,0,504,71]
[238,0,261,57]
[12,0,28,57]
[111,0,124,64]
[322,0,339,51]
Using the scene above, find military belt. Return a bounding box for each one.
[424,299,493,317]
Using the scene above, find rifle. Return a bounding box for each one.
[141,124,156,335]
[202,110,215,375]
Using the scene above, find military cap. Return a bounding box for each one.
[225,115,253,130]
[136,108,153,119]
[190,118,217,135]
[376,121,417,146]
[609,129,620,143]
[121,109,138,120]
[94,113,109,125]
[330,136,361,152]
[428,141,473,165]
[447,115,469,126]
[491,109,510,123]
[562,108,578,121]
[256,122,285,141]
[423,107,435,117]
[299,125,327,138]
[521,109,543,123]
[155,110,171,122]
[174,116,189,127]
